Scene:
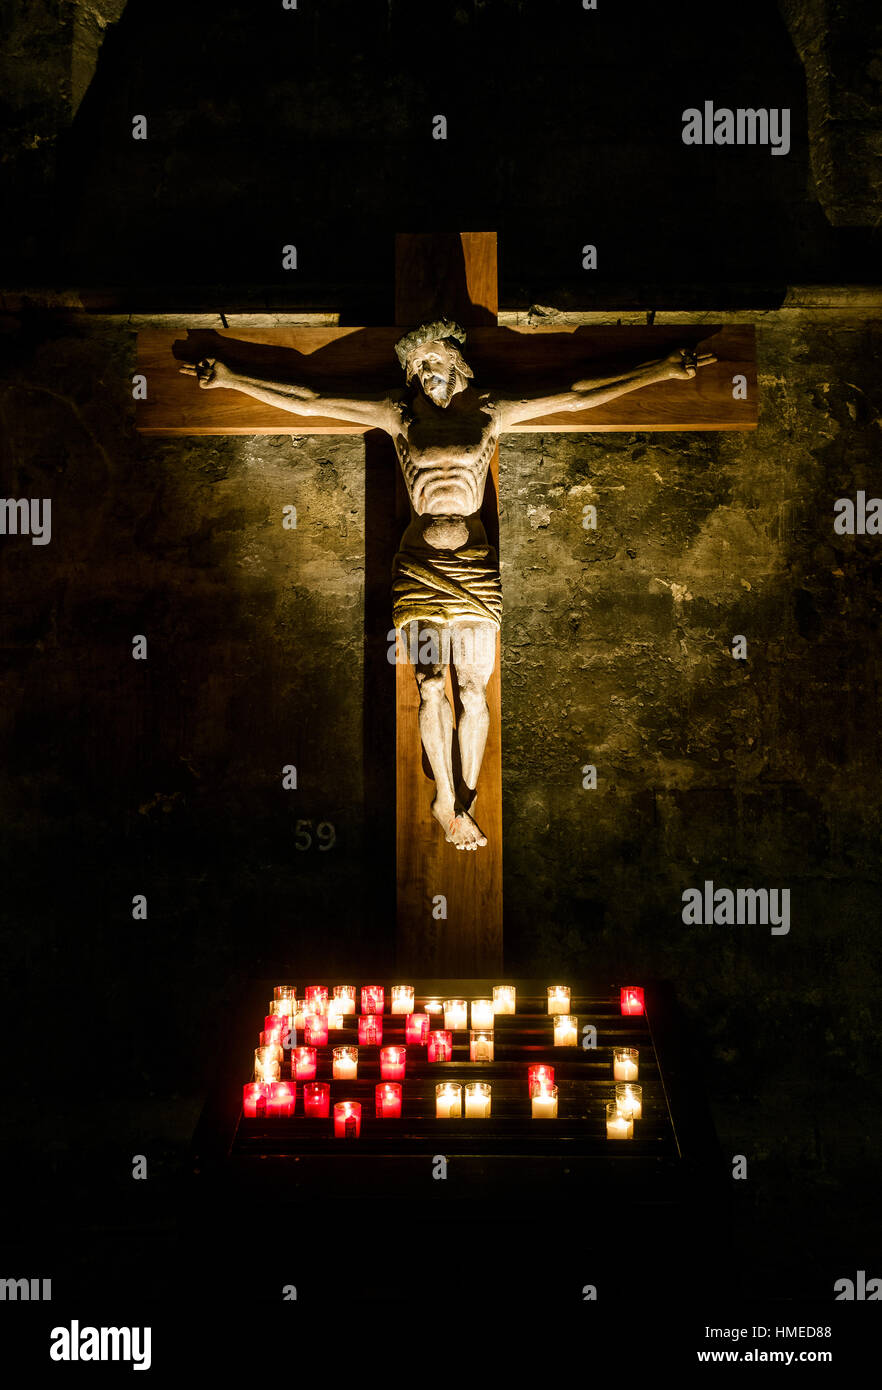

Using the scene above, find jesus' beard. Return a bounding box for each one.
[423,362,462,407]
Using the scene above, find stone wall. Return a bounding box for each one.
[779,0,882,225]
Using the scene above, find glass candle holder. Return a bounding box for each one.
[528,1064,555,1094]
[391,985,414,1015]
[302,1081,330,1118]
[620,986,645,1016]
[254,1046,281,1084]
[326,1001,345,1030]
[292,1047,317,1081]
[358,1015,383,1046]
[493,985,516,1015]
[266,1081,295,1118]
[334,1101,362,1138]
[264,1015,292,1046]
[242,1081,269,1118]
[443,999,468,1031]
[259,1029,284,1052]
[435,1083,462,1118]
[304,1013,328,1046]
[606,1101,633,1139]
[469,1030,494,1062]
[292,1000,306,1030]
[428,1030,453,1063]
[613,1047,639,1082]
[333,985,357,1015]
[305,985,328,1016]
[361,985,384,1016]
[380,1046,406,1081]
[405,1013,429,1045]
[332,1045,359,1081]
[547,986,571,1015]
[615,1083,642,1120]
[424,998,443,1016]
[270,995,296,1018]
[464,1081,492,1118]
[531,1085,558,1119]
[553,1014,579,1047]
[470,998,494,1029]
[375,1082,402,1119]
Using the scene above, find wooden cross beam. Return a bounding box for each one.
[135,233,757,977]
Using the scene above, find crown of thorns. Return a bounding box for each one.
[394,318,467,369]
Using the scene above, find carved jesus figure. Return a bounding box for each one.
[181,323,715,851]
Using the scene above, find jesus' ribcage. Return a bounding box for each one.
[394,431,498,518]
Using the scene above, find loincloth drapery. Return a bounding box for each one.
[391,540,502,631]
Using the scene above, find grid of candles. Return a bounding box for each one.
[242,983,646,1138]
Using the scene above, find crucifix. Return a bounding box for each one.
[136,232,756,975]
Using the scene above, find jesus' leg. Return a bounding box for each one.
[451,620,497,837]
[410,621,487,851]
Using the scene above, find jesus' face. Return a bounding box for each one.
[409,340,462,407]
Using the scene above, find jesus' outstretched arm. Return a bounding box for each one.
[179,356,401,431]
[494,347,717,429]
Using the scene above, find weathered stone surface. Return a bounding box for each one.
[779,0,882,224]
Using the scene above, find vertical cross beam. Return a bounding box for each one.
[394,233,503,976]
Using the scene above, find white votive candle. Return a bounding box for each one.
[435,1083,462,1118]
[464,1082,492,1118]
[333,985,357,1015]
[493,985,516,1015]
[547,986,571,1015]
[615,1083,642,1120]
[254,1046,280,1085]
[531,1085,559,1119]
[613,1047,639,1082]
[606,1101,633,1139]
[553,1014,578,1047]
[469,1030,494,1062]
[391,985,414,1015]
[332,1046,359,1081]
[443,999,468,1031]
[470,998,494,1029]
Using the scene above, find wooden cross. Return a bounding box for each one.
[136,232,756,976]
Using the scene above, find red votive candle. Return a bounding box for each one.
[303,1082,330,1118]
[620,986,645,1016]
[242,1082,269,1118]
[264,1015,291,1046]
[304,1013,328,1045]
[292,1046,317,1081]
[266,1081,295,1117]
[361,985,384,1015]
[428,1031,453,1062]
[528,1064,555,1093]
[375,1082,402,1118]
[406,1013,430,1045]
[305,985,328,1015]
[334,1101,362,1138]
[380,1046,406,1080]
[358,1014,383,1046]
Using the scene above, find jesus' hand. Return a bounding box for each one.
[179,357,234,389]
[663,348,717,380]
